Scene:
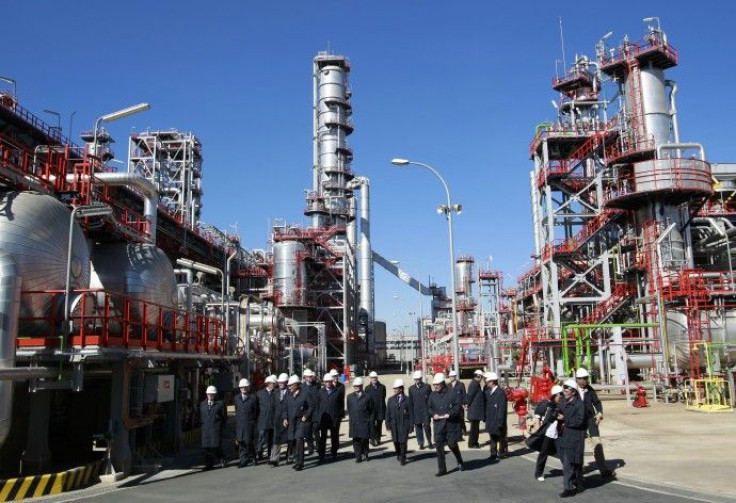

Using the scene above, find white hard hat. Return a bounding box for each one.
[369,371,378,378]
[432,373,446,385]
[287,375,301,386]
[323,373,333,382]
[448,370,457,377]
[474,369,484,376]
[563,379,578,390]
[353,377,364,387]
[303,369,315,377]
[330,369,339,376]
[485,372,498,381]
[575,368,590,378]
[277,373,289,383]
[550,385,564,396]
[238,378,250,388]
[265,375,277,384]
[412,370,423,380]
[393,379,405,389]
[206,385,217,394]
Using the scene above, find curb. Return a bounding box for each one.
[0,459,104,502]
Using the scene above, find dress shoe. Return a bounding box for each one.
[428,443,434,449]
[270,461,278,467]
[356,457,363,463]
[435,470,447,477]
[576,486,586,494]
[400,458,407,466]
[237,462,246,468]
[294,464,303,471]
[364,454,370,462]
[220,459,227,468]
[559,490,576,498]
[419,444,425,450]
[601,470,616,479]
[458,463,465,472]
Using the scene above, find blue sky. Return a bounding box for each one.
[4,1,735,333]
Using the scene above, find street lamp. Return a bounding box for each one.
[0,76,16,97]
[391,158,461,376]
[92,103,150,160]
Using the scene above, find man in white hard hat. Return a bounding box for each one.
[200,385,226,470]
[483,371,507,463]
[302,369,320,455]
[256,375,277,462]
[330,368,346,429]
[427,373,464,476]
[465,370,486,448]
[269,373,290,467]
[317,372,342,462]
[531,384,564,481]
[409,370,433,450]
[558,379,586,497]
[386,378,414,465]
[234,378,258,467]
[283,375,313,471]
[447,370,467,438]
[347,377,373,462]
[365,371,386,446]
[575,368,614,478]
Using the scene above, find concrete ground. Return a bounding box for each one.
[35,375,736,502]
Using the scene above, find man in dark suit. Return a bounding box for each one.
[317,373,343,461]
[465,369,486,448]
[234,378,259,467]
[283,375,313,471]
[483,371,507,462]
[427,373,464,477]
[347,377,373,462]
[576,367,615,478]
[365,371,386,446]
[302,369,320,455]
[558,379,587,497]
[386,379,414,465]
[270,373,290,467]
[200,385,227,470]
[447,370,467,437]
[256,375,277,461]
[330,369,346,433]
[409,370,433,449]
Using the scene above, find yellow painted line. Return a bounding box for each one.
[32,474,52,498]
[49,472,64,494]
[13,477,34,501]
[0,480,15,501]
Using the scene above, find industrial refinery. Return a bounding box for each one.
[0,11,734,502]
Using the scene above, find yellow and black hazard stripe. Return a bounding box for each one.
[0,458,103,502]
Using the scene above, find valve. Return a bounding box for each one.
[633,385,649,408]
[506,388,530,430]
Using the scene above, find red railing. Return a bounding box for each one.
[553,209,623,255]
[580,283,636,325]
[17,289,226,355]
[599,33,678,71]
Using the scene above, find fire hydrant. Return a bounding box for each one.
[506,388,529,430]
[633,385,649,408]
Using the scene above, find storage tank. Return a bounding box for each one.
[454,257,475,296]
[273,241,306,306]
[0,191,91,334]
[665,310,736,370]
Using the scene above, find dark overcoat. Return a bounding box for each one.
[334,381,346,418]
[347,391,373,439]
[365,382,387,421]
[318,386,343,428]
[386,393,414,443]
[200,399,227,448]
[408,382,431,424]
[449,380,466,404]
[465,379,486,421]
[304,380,321,422]
[559,395,587,464]
[284,389,314,440]
[272,387,290,444]
[427,385,462,443]
[483,385,508,436]
[256,388,276,432]
[233,392,259,442]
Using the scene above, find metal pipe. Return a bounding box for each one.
[225,249,239,343]
[656,142,705,161]
[665,80,680,143]
[174,268,193,313]
[0,251,20,447]
[349,177,374,327]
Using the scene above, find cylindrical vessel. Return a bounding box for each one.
[0,251,20,447]
[665,310,736,371]
[639,66,672,148]
[454,257,475,296]
[273,241,306,306]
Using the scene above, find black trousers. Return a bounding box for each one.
[203,446,223,469]
[237,440,256,465]
[468,420,481,446]
[489,434,502,457]
[353,438,369,459]
[435,439,462,473]
[534,436,556,477]
[257,429,274,456]
[461,410,467,435]
[370,419,382,443]
[393,441,407,462]
[561,450,584,491]
[414,422,432,447]
[288,438,305,467]
[309,421,320,451]
[318,421,340,457]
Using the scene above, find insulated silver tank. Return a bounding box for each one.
[454,257,475,296]
[273,241,306,306]
[665,310,736,371]
[0,191,91,334]
[639,66,672,147]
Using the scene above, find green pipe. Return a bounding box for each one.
[535,122,553,135]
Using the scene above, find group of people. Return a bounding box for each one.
[528,368,615,498]
[199,368,513,477]
[199,365,614,493]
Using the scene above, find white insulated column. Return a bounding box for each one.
[358,178,373,324]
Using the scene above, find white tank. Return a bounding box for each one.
[454,257,475,296]
[0,191,90,334]
[273,241,306,306]
[638,66,672,147]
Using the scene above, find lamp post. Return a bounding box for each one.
[43,109,61,130]
[92,103,150,160]
[0,76,16,97]
[391,158,462,376]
